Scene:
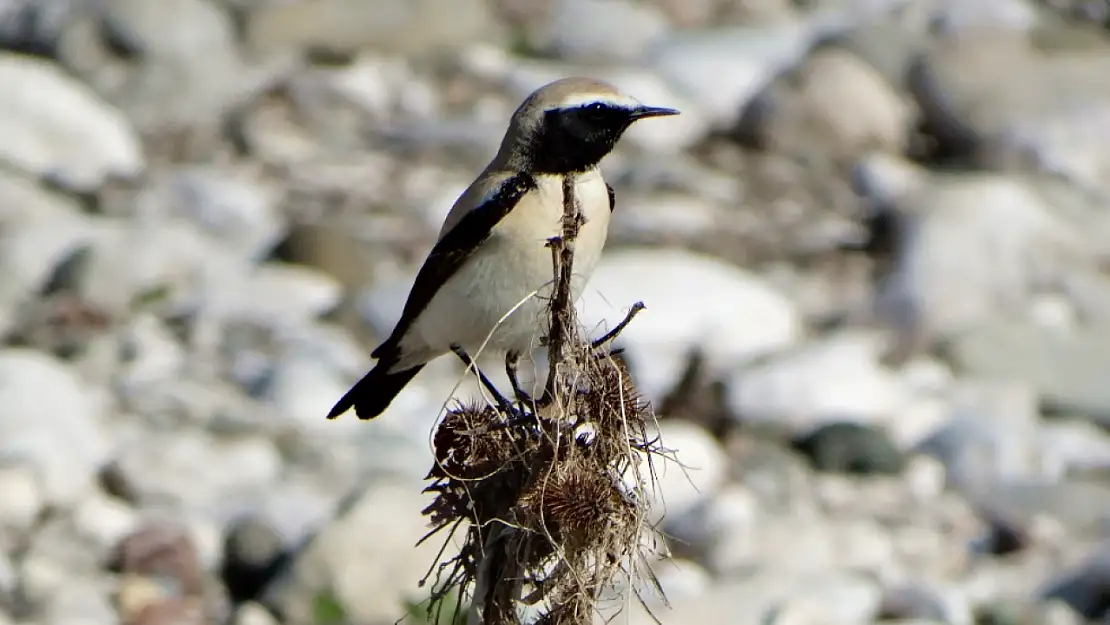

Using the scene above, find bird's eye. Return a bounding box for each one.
[581,102,608,120]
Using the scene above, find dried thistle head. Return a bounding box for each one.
[518,468,623,554]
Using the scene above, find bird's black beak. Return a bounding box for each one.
[629,105,681,121]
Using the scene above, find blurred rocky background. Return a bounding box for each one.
[1,0,1110,624]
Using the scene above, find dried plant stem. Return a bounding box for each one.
[542,174,584,398]
[420,174,669,625]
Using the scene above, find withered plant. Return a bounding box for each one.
[416,177,672,625]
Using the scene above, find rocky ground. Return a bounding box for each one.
[1,0,1110,624]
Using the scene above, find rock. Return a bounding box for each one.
[977,479,1110,534]
[640,421,728,525]
[948,322,1110,427]
[581,247,802,403]
[1044,552,1110,624]
[71,490,140,554]
[878,584,961,623]
[726,331,907,432]
[540,0,670,62]
[767,572,882,625]
[914,379,1041,495]
[870,172,1086,358]
[233,602,279,625]
[740,46,913,159]
[43,581,118,625]
[0,52,142,190]
[665,484,759,575]
[264,481,455,625]
[221,516,291,604]
[112,431,282,514]
[140,167,285,262]
[115,313,186,391]
[1038,419,1110,479]
[928,0,1039,33]
[245,0,502,57]
[99,0,255,139]
[646,22,819,127]
[792,421,906,476]
[909,32,1110,199]
[0,349,109,507]
[77,215,236,317]
[0,0,88,55]
[0,463,44,546]
[235,263,343,322]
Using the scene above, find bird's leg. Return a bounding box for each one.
[505,350,534,405]
[591,301,645,353]
[450,344,515,414]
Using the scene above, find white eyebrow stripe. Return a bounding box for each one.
[554,92,641,110]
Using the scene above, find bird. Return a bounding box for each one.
[326,77,680,421]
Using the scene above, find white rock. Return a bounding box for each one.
[153,167,286,261]
[647,24,817,127]
[114,431,282,514]
[266,481,456,625]
[0,53,142,190]
[243,263,344,320]
[116,313,185,389]
[0,172,95,334]
[1038,420,1110,480]
[42,580,117,625]
[769,573,882,625]
[0,464,44,540]
[582,247,802,403]
[71,491,140,553]
[726,331,907,431]
[635,420,727,525]
[235,602,280,625]
[0,349,109,507]
[543,0,670,62]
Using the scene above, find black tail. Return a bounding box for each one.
[326,361,425,420]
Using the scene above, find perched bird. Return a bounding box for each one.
[326,77,679,421]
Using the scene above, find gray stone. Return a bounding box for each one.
[741,46,913,159]
[793,421,906,476]
[0,52,142,190]
[915,380,1041,495]
[949,322,1110,426]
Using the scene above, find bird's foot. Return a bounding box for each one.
[450,344,517,415]
[505,351,537,406]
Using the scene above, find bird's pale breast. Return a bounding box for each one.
[406,170,611,362]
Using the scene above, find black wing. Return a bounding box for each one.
[371,173,537,360]
[606,182,616,212]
